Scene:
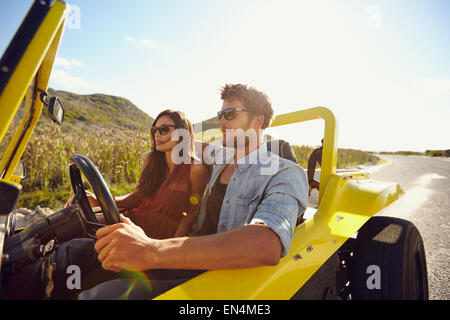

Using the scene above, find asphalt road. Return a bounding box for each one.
[360,154,449,300]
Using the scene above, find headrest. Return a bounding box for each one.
[266,139,297,163]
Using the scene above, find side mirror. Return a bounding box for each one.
[0,180,21,215]
[13,160,26,180]
[47,96,64,125]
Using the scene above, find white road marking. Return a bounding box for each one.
[380,173,446,218]
[356,159,392,175]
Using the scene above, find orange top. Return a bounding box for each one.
[127,163,192,239]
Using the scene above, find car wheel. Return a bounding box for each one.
[350,216,428,300]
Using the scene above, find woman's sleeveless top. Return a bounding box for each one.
[127,163,192,239]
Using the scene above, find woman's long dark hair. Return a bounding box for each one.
[135,109,194,198]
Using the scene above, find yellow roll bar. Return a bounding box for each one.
[270,107,337,205]
[0,0,67,181]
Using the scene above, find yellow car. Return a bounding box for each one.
[0,0,428,300]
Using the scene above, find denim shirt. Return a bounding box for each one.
[193,143,308,257]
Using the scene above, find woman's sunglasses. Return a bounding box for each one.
[151,124,176,136]
[217,108,249,121]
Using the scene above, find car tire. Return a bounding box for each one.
[350,216,428,300]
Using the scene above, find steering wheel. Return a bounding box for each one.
[69,154,120,227]
[1,155,120,273]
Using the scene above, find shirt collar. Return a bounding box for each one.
[235,142,270,173]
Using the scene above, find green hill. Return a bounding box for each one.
[1,88,155,210]
[193,116,219,133]
[46,88,154,133]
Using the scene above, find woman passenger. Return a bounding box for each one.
[71,109,209,239]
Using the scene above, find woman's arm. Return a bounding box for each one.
[65,190,142,212]
[173,163,210,237]
[115,192,142,210]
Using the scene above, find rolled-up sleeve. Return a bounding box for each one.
[249,166,308,257]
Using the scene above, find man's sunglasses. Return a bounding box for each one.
[217,108,249,121]
[151,124,176,136]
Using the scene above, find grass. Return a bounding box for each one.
[380,151,424,156]
[425,149,450,157]
[14,124,151,210]
[292,145,381,169]
[380,150,450,157]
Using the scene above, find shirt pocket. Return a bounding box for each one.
[168,181,189,193]
[166,181,190,208]
[235,195,260,225]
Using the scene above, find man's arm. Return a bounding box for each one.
[95,165,307,272]
[307,148,319,183]
[94,216,282,272]
[250,165,308,257]
[154,224,282,269]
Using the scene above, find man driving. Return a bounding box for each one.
[78,83,308,299]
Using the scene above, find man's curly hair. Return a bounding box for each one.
[220,84,274,129]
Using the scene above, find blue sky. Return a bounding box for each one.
[1,0,449,152]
